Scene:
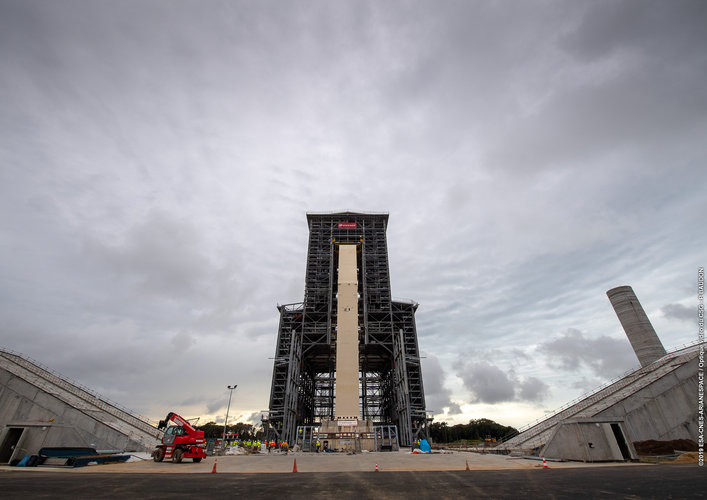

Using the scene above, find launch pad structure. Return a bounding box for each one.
[264,212,430,450]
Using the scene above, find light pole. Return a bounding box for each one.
[222,384,237,448]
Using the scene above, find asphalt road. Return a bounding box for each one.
[1,464,704,499]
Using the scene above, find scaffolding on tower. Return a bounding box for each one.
[266,212,431,448]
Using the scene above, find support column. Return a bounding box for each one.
[335,244,360,421]
[607,285,666,367]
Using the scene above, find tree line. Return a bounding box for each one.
[428,419,518,443]
[195,421,264,441]
[195,418,517,444]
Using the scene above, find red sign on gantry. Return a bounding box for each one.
[338,222,357,229]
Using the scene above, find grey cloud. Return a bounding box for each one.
[458,362,515,404]
[561,0,707,62]
[246,412,263,426]
[171,331,196,350]
[510,349,532,362]
[487,74,707,176]
[445,402,462,415]
[483,1,707,175]
[176,394,212,411]
[0,0,703,427]
[206,399,227,415]
[518,377,550,403]
[571,377,608,394]
[420,354,460,415]
[661,303,694,322]
[83,211,211,299]
[539,329,636,377]
[456,361,548,405]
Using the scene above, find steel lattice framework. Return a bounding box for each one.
[266,212,429,446]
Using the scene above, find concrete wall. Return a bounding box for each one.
[0,423,90,464]
[543,420,635,462]
[597,356,698,442]
[0,366,154,457]
[541,355,699,460]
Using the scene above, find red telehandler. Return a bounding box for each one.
[151,412,207,463]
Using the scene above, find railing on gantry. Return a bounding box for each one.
[499,340,703,446]
[0,347,159,438]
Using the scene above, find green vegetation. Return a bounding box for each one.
[195,421,263,440]
[429,418,518,443]
[196,418,517,444]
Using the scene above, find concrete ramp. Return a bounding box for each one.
[497,344,702,456]
[0,349,159,458]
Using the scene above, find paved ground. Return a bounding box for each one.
[16,449,657,474]
[0,464,704,499]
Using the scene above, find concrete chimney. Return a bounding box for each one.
[607,285,666,368]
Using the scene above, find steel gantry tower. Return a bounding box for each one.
[265,212,430,447]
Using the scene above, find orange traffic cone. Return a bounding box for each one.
[542,455,548,469]
[465,459,470,471]
[211,458,218,473]
[293,458,298,473]
[375,462,379,472]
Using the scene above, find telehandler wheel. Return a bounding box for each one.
[152,448,164,462]
[172,448,184,463]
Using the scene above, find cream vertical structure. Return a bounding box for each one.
[335,244,360,421]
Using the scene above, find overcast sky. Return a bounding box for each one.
[1,0,705,429]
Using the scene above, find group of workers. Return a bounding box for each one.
[222,439,290,454]
[221,437,338,454]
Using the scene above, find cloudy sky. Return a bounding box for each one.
[1,0,705,429]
